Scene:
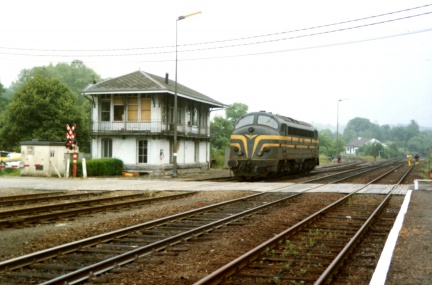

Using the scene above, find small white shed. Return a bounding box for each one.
[20,139,78,177]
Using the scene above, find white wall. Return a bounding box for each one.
[21,145,68,177]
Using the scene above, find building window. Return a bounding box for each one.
[128,97,138,121]
[101,101,111,121]
[114,96,124,121]
[169,108,182,124]
[102,139,112,157]
[194,141,199,162]
[141,98,151,122]
[138,140,148,163]
[193,108,198,126]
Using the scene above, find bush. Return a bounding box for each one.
[69,158,123,177]
[0,168,20,176]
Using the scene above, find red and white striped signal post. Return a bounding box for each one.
[66,124,77,177]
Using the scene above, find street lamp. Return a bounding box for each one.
[336,98,348,160]
[173,11,201,178]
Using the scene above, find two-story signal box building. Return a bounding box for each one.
[82,70,225,175]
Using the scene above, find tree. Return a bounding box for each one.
[5,60,102,152]
[408,132,432,156]
[210,103,249,167]
[10,60,101,96]
[385,142,403,158]
[343,117,375,143]
[318,129,336,158]
[210,116,233,151]
[225,102,248,124]
[0,75,85,151]
[0,82,7,110]
[358,142,385,160]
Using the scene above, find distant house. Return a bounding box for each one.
[345,137,387,155]
[82,70,225,175]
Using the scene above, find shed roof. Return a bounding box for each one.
[20,140,65,146]
[82,70,225,108]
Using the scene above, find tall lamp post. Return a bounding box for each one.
[336,98,348,159]
[173,11,201,178]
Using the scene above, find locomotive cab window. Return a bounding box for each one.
[235,115,255,129]
[257,115,278,129]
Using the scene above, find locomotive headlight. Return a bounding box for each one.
[233,146,239,152]
[262,147,270,152]
[237,150,243,156]
[257,151,263,156]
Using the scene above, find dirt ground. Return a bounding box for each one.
[0,161,430,284]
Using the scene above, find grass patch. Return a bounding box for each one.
[0,168,21,176]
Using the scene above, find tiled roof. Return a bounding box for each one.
[346,137,387,148]
[82,70,225,108]
[346,137,374,147]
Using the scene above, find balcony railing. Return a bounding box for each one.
[91,120,209,136]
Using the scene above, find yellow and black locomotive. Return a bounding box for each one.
[228,111,319,179]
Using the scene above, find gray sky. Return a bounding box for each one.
[1,0,432,128]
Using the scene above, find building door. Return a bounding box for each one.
[194,141,199,162]
[138,140,148,163]
[102,139,112,158]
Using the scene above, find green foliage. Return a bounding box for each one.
[0,75,85,151]
[3,60,102,152]
[343,117,376,143]
[407,132,432,156]
[0,82,8,110]
[0,168,20,176]
[70,158,123,177]
[225,102,248,123]
[210,102,248,157]
[10,60,101,98]
[209,103,248,165]
[358,142,385,160]
[318,129,336,157]
[340,117,430,157]
[384,142,404,158]
[210,115,234,152]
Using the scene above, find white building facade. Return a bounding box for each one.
[82,71,225,175]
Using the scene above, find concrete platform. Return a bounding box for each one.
[0,176,428,193]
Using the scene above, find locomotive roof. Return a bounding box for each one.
[274,114,314,128]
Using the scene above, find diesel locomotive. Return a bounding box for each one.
[227,111,319,179]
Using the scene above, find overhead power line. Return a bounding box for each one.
[1,10,431,58]
[1,3,431,53]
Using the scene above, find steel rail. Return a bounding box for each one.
[314,164,413,284]
[0,192,196,227]
[0,191,108,207]
[0,191,66,202]
[193,161,410,284]
[0,192,264,272]
[40,193,301,285]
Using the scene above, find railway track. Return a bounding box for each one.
[0,191,108,207]
[194,161,412,284]
[0,191,196,228]
[0,192,306,284]
[0,160,414,284]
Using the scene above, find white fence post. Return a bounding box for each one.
[66,158,70,178]
[82,158,87,178]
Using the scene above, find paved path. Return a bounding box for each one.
[0,177,416,194]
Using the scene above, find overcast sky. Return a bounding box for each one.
[1,0,432,129]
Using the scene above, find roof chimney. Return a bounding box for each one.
[165,73,169,84]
